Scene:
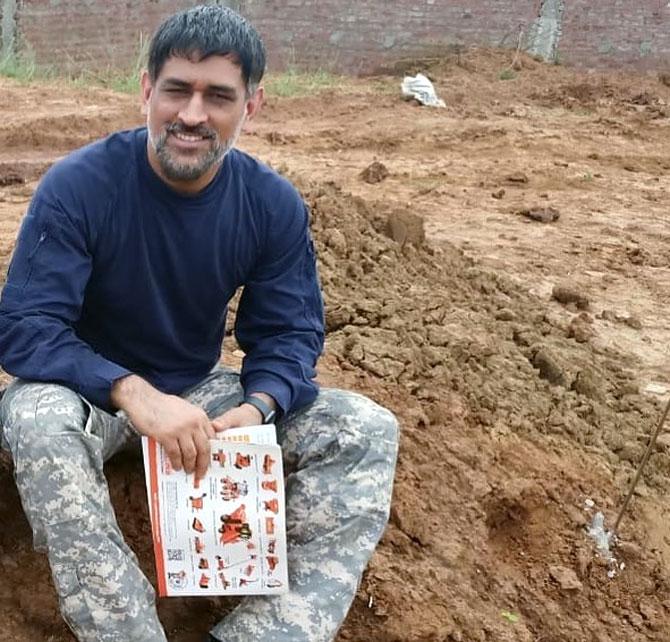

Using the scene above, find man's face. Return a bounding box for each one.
[141,54,263,192]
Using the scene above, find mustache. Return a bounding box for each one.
[166,122,217,140]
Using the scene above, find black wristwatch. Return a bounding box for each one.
[240,395,277,424]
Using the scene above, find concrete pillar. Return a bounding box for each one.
[1,0,17,59]
[213,0,245,13]
[526,0,565,63]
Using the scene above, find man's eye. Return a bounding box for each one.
[165,87,188,95]
[211,93,231,102]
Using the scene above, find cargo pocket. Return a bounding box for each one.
[51,563,96,642]
[46,519,162,642]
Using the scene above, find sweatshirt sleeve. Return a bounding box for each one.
[0,193,130,408]
[234,197,324,416]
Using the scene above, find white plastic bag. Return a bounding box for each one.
[401,73,446,108]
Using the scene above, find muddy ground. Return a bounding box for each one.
[1,49,670,641]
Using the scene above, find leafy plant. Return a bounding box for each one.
[498,68,517,81]
[500,610,519,623]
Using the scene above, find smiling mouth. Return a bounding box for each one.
[172,132,210,143]
[171,131,211,143]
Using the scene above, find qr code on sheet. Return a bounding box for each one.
[167,549,184,561]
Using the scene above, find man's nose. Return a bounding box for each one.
[178,92,208,126]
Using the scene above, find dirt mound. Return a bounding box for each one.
[530,82,669,118]
[0,160,52,184]
[530,81,619,108]
[298,179,670,642]
[306,178,662,479]
[0,79,140,157]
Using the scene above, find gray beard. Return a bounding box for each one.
[149,128,238,182]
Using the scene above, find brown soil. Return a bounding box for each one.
[2,49,670,641]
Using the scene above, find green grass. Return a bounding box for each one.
[0,53,143,93]
[68,34,148,94]
[0,46,343,99]
[69,67,142,94]
[264,68,344,98]
[0,34,148,93]
[100,67,345,97]
[0,55,143,93]
[498,68,517,81]
[0,53,42,82]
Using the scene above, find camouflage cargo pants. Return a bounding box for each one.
[0,369,399,642]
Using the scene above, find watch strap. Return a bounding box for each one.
[240,395,276,424]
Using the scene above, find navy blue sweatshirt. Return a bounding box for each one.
[0,128,324,413]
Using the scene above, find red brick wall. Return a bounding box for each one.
[244,0,539,74]
[16,0,201,70]
[560,0,670,71]
[12,1,670,73]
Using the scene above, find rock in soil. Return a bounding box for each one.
[568,314,595,343]
[549,565,583,591]
[506,172,529,183]
[552,284,590,310]
[531,348,567,386]
[360,160,390,184]
[384,210,425,247]
[517,206,560,223]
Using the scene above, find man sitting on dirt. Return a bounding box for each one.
[0,6,398,642]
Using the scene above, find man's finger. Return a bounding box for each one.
[212,418,229,432]
[164,442,183,472]
[212,411,236,432]
[179,436,198,474]
[202,420,216,439]
[193,429,211,480]
[211,406,261,432]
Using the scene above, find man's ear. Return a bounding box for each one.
[245,86,264,121]
[140,70,153,116]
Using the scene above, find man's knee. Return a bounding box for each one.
[1,381,89,455]
[313,390,399,534]
[310,388,399,453]
[290,389,399,503]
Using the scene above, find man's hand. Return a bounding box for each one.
[111,374,215,480]
[212,392,277,431]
